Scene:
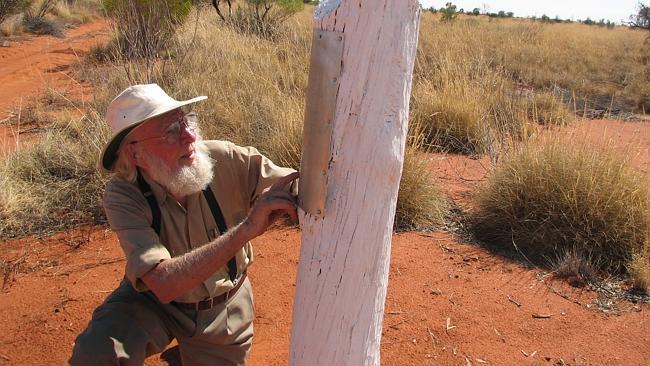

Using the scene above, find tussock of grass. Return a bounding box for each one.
[629,239,650,294]
[525,92,574,126]
[550,249,599,287]
[394,145,447,231]
[471,136,649,275]
[0,112,109,237]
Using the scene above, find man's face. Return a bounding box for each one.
[128,108,197,174]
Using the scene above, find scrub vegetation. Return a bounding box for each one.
[0,2,648,290]
[0,0,102,37]
[471,135,649,280]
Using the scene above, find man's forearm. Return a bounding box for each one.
[142,221,256,303]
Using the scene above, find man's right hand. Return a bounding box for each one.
[242,172,299,240]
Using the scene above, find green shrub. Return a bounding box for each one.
[471,137,649,275]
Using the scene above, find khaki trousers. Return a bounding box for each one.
[69,277,254,366]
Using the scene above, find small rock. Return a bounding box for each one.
[1,41,10,47]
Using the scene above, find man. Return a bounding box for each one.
[70,84,299,365]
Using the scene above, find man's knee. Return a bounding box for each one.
[70,325,129,366]
[70,317,164,366]
[70,295,171,366]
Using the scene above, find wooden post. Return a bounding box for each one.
[290,1,421,365]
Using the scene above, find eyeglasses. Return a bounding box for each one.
[130,111,198,145]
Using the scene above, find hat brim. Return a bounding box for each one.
[99,95,207,172]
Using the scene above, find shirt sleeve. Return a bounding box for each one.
[230,144,298,204]
[103,178,172,292]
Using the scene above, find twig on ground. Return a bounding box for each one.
[507,295,522,307]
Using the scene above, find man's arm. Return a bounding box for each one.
[141,172,299,304]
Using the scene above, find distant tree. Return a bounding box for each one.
[458,8,464,14]
[429,7,438,14]
[583,17,595,25]
[440,2,457,22]
[506,11,514,18]
[497,10,506,17]
[540,14,550,23]
[627,2,649,38]
[471,7,480,16]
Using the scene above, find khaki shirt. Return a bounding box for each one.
[103,140,295,303]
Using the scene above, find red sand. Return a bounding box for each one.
[1,21,649,366]
[0,20,108,154]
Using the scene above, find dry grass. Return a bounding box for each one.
[419,14,649,114]
[394,145,447,231]
[0,0,102,37]
[471,134,649,276]
[0,111,109,237]
[628,237,650,294]
[1,6,445,237]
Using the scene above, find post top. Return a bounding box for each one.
[314,0,343,20]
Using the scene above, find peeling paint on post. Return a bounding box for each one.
[290,1,422,365]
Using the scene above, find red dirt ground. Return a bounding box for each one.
[0,20,108,154]
[1,21,649,366]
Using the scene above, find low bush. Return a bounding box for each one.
[471,136,649,275]
[23,15,63,37]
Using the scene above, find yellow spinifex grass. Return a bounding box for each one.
[472,133,649,277]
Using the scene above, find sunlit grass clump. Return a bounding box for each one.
[0,113,109,237]
[471,136,649,279]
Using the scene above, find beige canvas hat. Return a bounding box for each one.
[100,84,207,172]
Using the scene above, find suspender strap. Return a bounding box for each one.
[136,169,161,236]
[203,185,238,282]
[135,170,239,283]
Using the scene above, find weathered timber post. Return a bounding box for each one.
[290,1,421,365]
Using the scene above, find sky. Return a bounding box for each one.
[418,0,643,24]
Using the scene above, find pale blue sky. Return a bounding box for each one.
[419,0,642,23]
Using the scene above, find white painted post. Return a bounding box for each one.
[290,1,421,365]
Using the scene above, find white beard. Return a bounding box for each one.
[144,141,214,198]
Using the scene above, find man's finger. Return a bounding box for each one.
[269,171,299,192]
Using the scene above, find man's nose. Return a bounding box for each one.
[179,125,197,143]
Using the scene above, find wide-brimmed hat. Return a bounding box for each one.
[100,84,207,172]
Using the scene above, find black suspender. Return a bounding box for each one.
[135,170,238,282]
[202,185,238,282]
[136,170,161,235]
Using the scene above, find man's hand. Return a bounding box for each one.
[242,172,299,240]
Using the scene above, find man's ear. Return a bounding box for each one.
[126,144,139,166]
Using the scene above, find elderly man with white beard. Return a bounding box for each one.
[69,84,299,366]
